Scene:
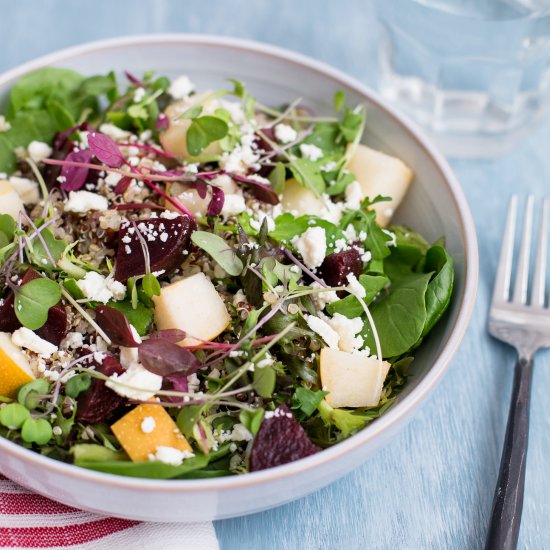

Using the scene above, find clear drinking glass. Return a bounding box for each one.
[373,0,550,157]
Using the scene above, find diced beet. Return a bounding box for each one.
[114,216,195,282]
[249,403,319,472]
[76,355,127,423]
[318,248,362,288]
[0,269,67,345]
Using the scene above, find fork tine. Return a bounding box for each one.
[512,195,535,304]
[493,195,518,303]
[531,197,549,307]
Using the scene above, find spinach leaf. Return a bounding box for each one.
[191,231,243,276]
[289,158,326,196]
[422,245,454,336]
[364,272,432,358]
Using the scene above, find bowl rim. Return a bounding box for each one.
[0,33,478,492]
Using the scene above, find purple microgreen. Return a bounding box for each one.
[162,373,189,403]
[94,305,140,347]
[124,70,145,87]
[118,142,174,159]
[229,173,279,205]
[54,122,90,150]
[194,179,209,199]
[59,149,93,191]
[138,338,202,377]
[147,329,187,343]
[156,113,169,130]
[113,175,134,195]
[207,186,225,216]
[88,132,125,168]
[19,211,57,268]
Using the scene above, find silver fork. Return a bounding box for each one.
[486,195,550,550]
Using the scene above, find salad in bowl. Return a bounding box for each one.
[0,67,453,479]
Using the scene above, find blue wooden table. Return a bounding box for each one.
[1,2,549,548]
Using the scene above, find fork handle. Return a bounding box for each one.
[485,356,534,550]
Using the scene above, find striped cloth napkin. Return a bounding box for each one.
[0,475,219,550]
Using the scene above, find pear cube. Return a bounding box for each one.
[153,272,230,345]
[320,347,391,408]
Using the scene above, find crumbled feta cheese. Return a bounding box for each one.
[0,115,11,133]
[292,226,327,270]
[99,123,130,140]
[346,273,366,298]
[310,281,339,311]
[60,332,84,350]
[274,123,297,144]
[104,172,122,187]
[149,446,195,466]
[321,160,337,172]
[304,314,340,349]
[168,75,195,99]
[230,423,253,442]
[27,141,52,163]
[106,363,162,401]
[133,87,146,103]
[141,416,156,434]
[327,313,364,353]
[76,271,126,304]
[299,143,323,161]
[343,224,358,242]
[219,100,246,125]
[12,328,58,358]
[220,143,260,174]
[221,193,247,218]
[9,176,39,205]
[64,191,109,213]
[382,229,397,247]
[160,210,181,220]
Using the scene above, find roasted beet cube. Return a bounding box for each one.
[249,404,319,472]
[114,216,195,282]
[76,355,127,423]
[0,268,67,345]
[318,248,362,287]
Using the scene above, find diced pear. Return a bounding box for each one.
[111,403,191,462]
[153,272,230,346]
[0,180,24,221]
[0,332,35,398]
[281,178,325,217]
[320,347,391,408]
[346,144,413,227]
[160,92,222,160]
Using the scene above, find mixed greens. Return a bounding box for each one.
[0,68,453,478]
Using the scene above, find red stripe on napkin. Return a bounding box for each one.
[0,518,139,548]
[0,493,76,515]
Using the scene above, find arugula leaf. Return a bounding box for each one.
[289,158,325,196]
[318,400,369,438]
[253,365,276,398]
[186,116,228,157]
[301,122,345,156]
[292,387,328,417]
[239,408,265,435]
[268,162,286,195]
[270,213,345,250]
[14,278,62,330]
[191,231,243,276]
[339,108,365,142]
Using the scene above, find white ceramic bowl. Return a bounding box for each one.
[0,34,478,522]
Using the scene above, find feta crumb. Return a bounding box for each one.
[9,176,39,205]
[27,141,52,164]
[133,87,146,103]
[76,271,125,304]
[0,115,11,133]
[344,180,363,210]
[141,416,156,434]
[382,229,397,247]
[321,160,337,172]
[104,172,122,187]
[160,210,181,220]
[310,281,339,311]
[274,123,297,144]
[327,313,364,353]
[299,143,323,161]
[98,123,130,140]
[292,226,327,270]
[346,273,366,298]
[106,363,162,401]
[149,446,195,466]
[230,423,253,442]
[168,75,195,99]
[12,327,58,358]
[64,191,109,213]
[60,332,84,350]
[221,193,247,218]
[304,314,340,349]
